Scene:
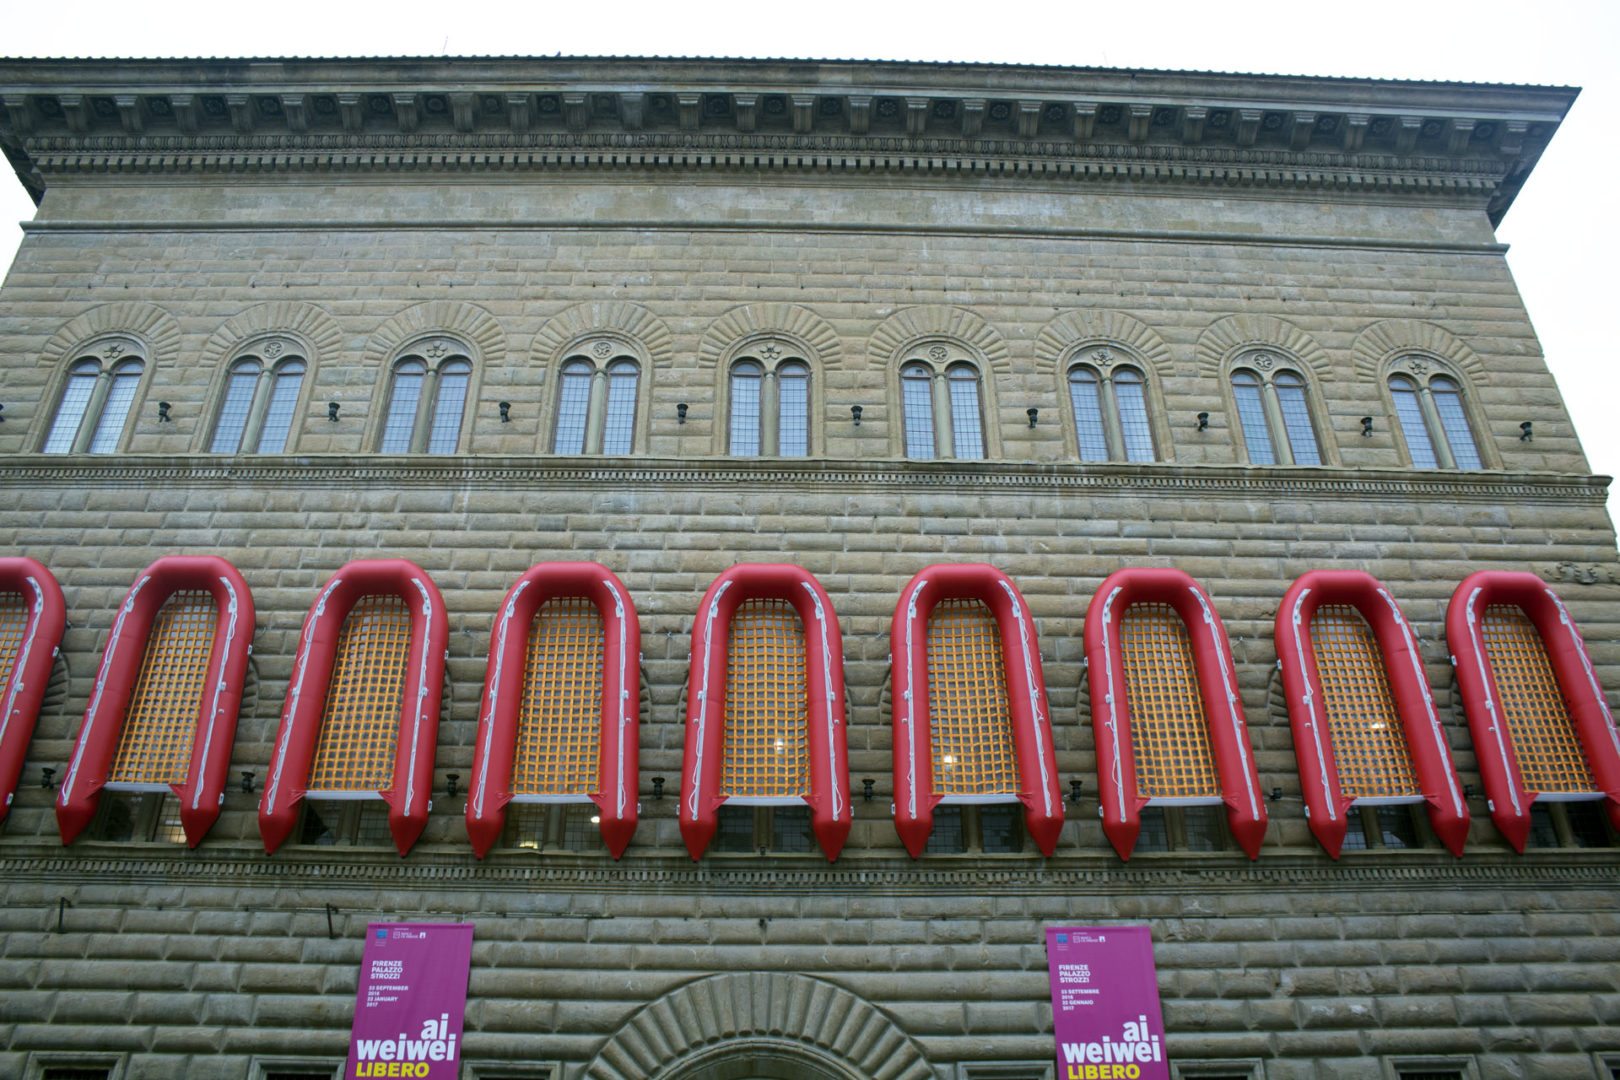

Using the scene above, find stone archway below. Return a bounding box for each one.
[663,1036,864,1080]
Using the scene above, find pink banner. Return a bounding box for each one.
[346,922,474,1079]
[1046,926,1168,1080]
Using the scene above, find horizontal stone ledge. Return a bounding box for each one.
[19,216,1513,256]
[0,455,1606,503]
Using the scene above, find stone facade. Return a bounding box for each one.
[0,57,1616,1080]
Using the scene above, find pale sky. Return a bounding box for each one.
[3,0,1616,526]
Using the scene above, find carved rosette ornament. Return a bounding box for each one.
[1252,351,1276,371]
[263,340,285,358]
[760,343,782,361]
[425,341,448,359]
[928,345,948,362]
[1406,356,1430,375]
[592,340,613,359]
[1092,347,1114,368]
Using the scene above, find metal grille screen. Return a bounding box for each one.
[308,594,410,791]
[720,598,808,798]
[1481,605,1595,793]
[109,591,215,785]
[1311,604,1420,799]
[926,598,1019,796]
[512,596,603,795]
[0,593,27,704]
[1120,603,1221,799]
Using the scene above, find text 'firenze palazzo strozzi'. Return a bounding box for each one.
[0,54,1616,1080]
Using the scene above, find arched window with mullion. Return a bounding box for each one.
[1231,369,1276,464]
[901,363,936,460]
[777,361,810,457]
[729,361,764,456]
[1389,375,1439,468]
[1115,368,1155,462]
[553,359,593,455]
[1068,366,1109,462]
[42,360,102,454]
[947,364,985,460]
[378,345,473,455]
[255,361,306,453]
[1274,371,1322,465]
[1432,376,1483,469]
[426,359,470,454]
[602,360,639,456]
[380,360,426,453]
[87,360,144,454]
[210,361,260,454]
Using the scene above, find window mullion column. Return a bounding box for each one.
[931,369,954,459]
[583,369,609,453]
[69,371,114,454]
[238,368,276,454]
[409,367,440,454]
[760,369,780,456]
[1416,386,1457,469]
[1259,376,1295,466]
[1098,372,1126,460]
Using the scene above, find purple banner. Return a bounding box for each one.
[346,922,474,1080]
[1046,926,1168,1080]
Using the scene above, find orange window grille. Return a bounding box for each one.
[0,592,27,701]
[307,594,411,792]
[1119,603,1222,799]
[720,598,808,798]
[109,590,217,786]
[512,596,603,796]
[926,598,1019,797]
[1310,604,1420,799]
[1481,605,1596,793]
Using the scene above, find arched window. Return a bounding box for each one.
[42,343,146,455]
[1447,571,1620,852]
[1230,360,1323,465]
[1084,568,1266,860]
[897,344,993,461]
[947,364,985,460]
[466,562,642,860]
[680,564,850,862]
[1067,362,1157,463]
[549,347,642,456]
[890,564,1063,858]
[726,350,812,457]
[901,362,936,459]
[259,559,449,856]
[209,345,308,454]
[54,556,255,849]
[1277,570,1470,858]
[1389,369,1484,470]
[377,340,473,454]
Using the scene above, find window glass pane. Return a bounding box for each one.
[979,804,1023,853]
[354,802,393,846]
[380,362,425,453]
[1232,371,1275,464]
[729,363,762,456]
[89,363,142,454]
[1566,802,1612,847]
[902,365,935,460]
[210,364,260,453]
[948,367,984,460]
[1182,805,1225,852]
[777,363,809,457]
[299,802,339,845]
[1068,367,1108,461]
[602,361,638,456]
[43,365,99,453]
[1431,377,1482,469]
[427,361,470,454]
[1136,807,1170,852]
[1114,368,1155,462]
[1390,376,1438,469]
[1528,803,1560,847]
[1341,809,1369,851]
[713,804,755,852]
[561,804,599,850]
[553,362,592,455]
[1376,805,1419,849]
[1274,372,1322,466]
[771,805,816,852]
[256,361,305,453]
[925,804,966,854]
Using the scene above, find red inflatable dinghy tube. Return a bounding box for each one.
[56,555,255,847]
[0,558,67,828]
[890,563,1063,858]
[1083,568,1267,861]
[259,559,448,857]
[1277,570,1469,859]
[680,563,851,862]
[1447,571,1620,852]
[466,562,642,859]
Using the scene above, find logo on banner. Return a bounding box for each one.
[346,922,474,1080]
[1045,926,1168,1080]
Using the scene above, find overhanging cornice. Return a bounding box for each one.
[0,56,1578,224]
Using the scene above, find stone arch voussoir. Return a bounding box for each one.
[868,305,1010,374]
[530,300,673,369]
[1195,313,1332,382]
[585,972,933,1080]
[697,303,842,369]
[363,300,507,369]
[37,301,182,374]
[198,301,344,372]
[1350,319,1488,382]
[1036,309,1174,377]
